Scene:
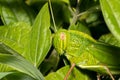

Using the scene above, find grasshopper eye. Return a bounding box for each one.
[60,32,66,40]
[60,32,67,53]
[58,32,67,54]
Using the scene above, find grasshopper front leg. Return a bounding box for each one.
[64,64,115,80]
[64,63,76,80]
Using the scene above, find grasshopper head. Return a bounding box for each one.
[53,29,68,55]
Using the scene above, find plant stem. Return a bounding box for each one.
[48,0,57,32]
[69,1,79,26]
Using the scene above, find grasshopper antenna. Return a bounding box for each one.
[48,0,57,32]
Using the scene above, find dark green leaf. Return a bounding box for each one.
[2,72,35,80]
[0,42,44,80]
[40,50,60,75]
[79,0,99,12]
[27,0,69,5]
[0,72,14,79]
[51,2,70,29]
[0,0,35,25]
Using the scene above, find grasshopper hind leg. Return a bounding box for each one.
[103,66,115,80]
[97,74,101,80]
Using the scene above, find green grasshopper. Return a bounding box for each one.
[53,29,120,80]
[48,0,120,79]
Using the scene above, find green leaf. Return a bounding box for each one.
[29,3,51,67]
[0,72,14,79]
[0,22,31,72]
[0,22,31,58]
[0,42,44,80]
[99,34,120,47]
[51,2,70,29]
[40,50,60,75]
[0,64,12,72]
[27,0,69,5]
[69,22,91,35]
[60,0,69,4]
[45,65,92,80]
[2,72,35,80]
[100,0,120,40]
[0,0,35,25]
[86,12,98,24]
[51,0,69,4]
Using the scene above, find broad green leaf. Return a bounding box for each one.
[0,64,12,72]
[0,72,14,79]
[0,0,35,25]
[29,3,51,67]
[51,2,70,29]
[86,12,98,24]
[99,34,120,47]
[0,22,31,72]
[45,65,92,80]
[0,42,44,80]
[100,0,120,40]
[0,22,31,57]
[28,1,70,30]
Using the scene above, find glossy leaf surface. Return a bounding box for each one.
[0,22,31,72]
[0,0,35,25]
[0,22,31,57]
[29,3,51,67]
[100,0,120,40]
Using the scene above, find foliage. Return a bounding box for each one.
[0,0,120,80]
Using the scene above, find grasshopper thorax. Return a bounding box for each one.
[53,29,68,55]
